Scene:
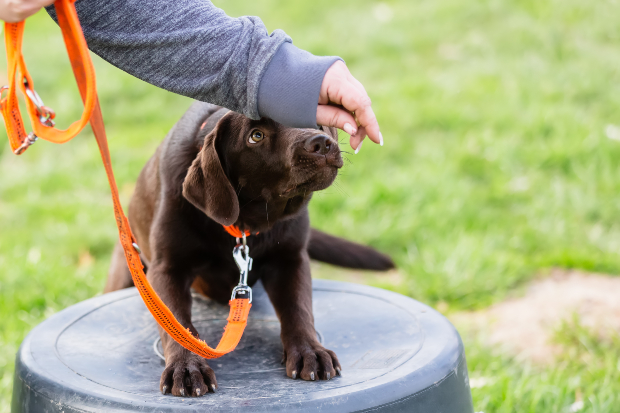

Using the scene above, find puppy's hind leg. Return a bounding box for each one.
[104,242,135,293]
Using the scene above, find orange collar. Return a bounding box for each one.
[223,225,251,238]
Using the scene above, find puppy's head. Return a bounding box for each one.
[182,111,343,230]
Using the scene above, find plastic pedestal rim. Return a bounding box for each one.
[12,280,474,413]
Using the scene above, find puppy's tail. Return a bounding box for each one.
[308,229,395,271]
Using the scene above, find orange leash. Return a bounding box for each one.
[1,0,251,359]
[1,0,95,154]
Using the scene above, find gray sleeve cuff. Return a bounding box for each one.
[257,42,342,129]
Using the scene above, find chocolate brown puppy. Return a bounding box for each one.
[105,102,394,397]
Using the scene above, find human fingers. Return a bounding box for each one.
[316,104,362,147]
[349,74,368,96]
[325,78,381,146]
[320,61,382,146]
[338,86,382,146]
[349,126,367,154]
[0,0,55,23]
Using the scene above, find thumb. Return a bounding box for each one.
[316,105,361,149]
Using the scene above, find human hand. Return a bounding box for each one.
[0,0,54,23]
[316,60,382,153]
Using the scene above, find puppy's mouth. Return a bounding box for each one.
[281,181,312,197]
[280,169,339,198]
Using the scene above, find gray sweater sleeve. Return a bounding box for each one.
[46,0,341,128]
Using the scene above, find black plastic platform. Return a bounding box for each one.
[12,280,474,412]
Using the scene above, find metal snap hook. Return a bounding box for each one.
[231,242,253,302]
[13,132,38,155]
[231,285,253,303]
[232,244,252,278]
[0,85,9,101]
[23,78,55,127]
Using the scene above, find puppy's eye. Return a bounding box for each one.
[249,130,264,144]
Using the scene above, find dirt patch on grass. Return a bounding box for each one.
[451,269,620,363]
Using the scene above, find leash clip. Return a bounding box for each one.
[0,85,9,101]
[231,234,253,303]
[23,78,56,127]
[14,132,38,155]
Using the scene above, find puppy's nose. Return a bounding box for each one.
[304,134,333,155]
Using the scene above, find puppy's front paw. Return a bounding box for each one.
[283,341,341,381]
[160,351,217,397]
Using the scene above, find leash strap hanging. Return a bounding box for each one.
[0,0,251,359]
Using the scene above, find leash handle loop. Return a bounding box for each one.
[1,0,96,153]
[1,0,250,359]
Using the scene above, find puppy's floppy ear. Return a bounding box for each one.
[182,118,239,226]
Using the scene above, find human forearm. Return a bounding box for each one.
[46,0,339,128]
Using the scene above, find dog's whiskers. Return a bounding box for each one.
[333,180,349,198]
[239,194,264,211]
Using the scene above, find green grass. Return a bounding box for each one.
[2,0,620,410]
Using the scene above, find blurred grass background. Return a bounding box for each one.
[2,0,620,411]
